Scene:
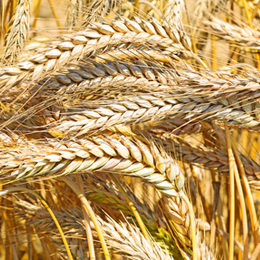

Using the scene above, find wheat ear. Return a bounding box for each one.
[204,17,260,49]
[2,0,31,64]
[47,91,260,139]
[0,133,184,196]
[0,16,193,90]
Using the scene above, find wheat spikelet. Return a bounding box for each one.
[98,217,175,260]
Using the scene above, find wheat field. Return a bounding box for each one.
[1,0,260,259]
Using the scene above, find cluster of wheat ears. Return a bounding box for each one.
[2,0,260,259]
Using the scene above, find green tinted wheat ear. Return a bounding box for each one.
[98,217,175,260]
[2,0,31,64]
[83,174,183,258]
[160,196,213,260]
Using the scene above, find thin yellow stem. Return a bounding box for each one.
[0,187,73,260]
[224,124,235,260]
[179,191,198,260]
[109,173,151,241]
[251,1,260,21]
[135,0,139,12]
[12,0,17,14]
[75,175,96,260]
[242,0,253,27]
[32,0,42,28]
[231,154,248,259]
[211,35,217,70]
[47,0,62,31]
[231,141,259,254]
[61,176,111,260]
